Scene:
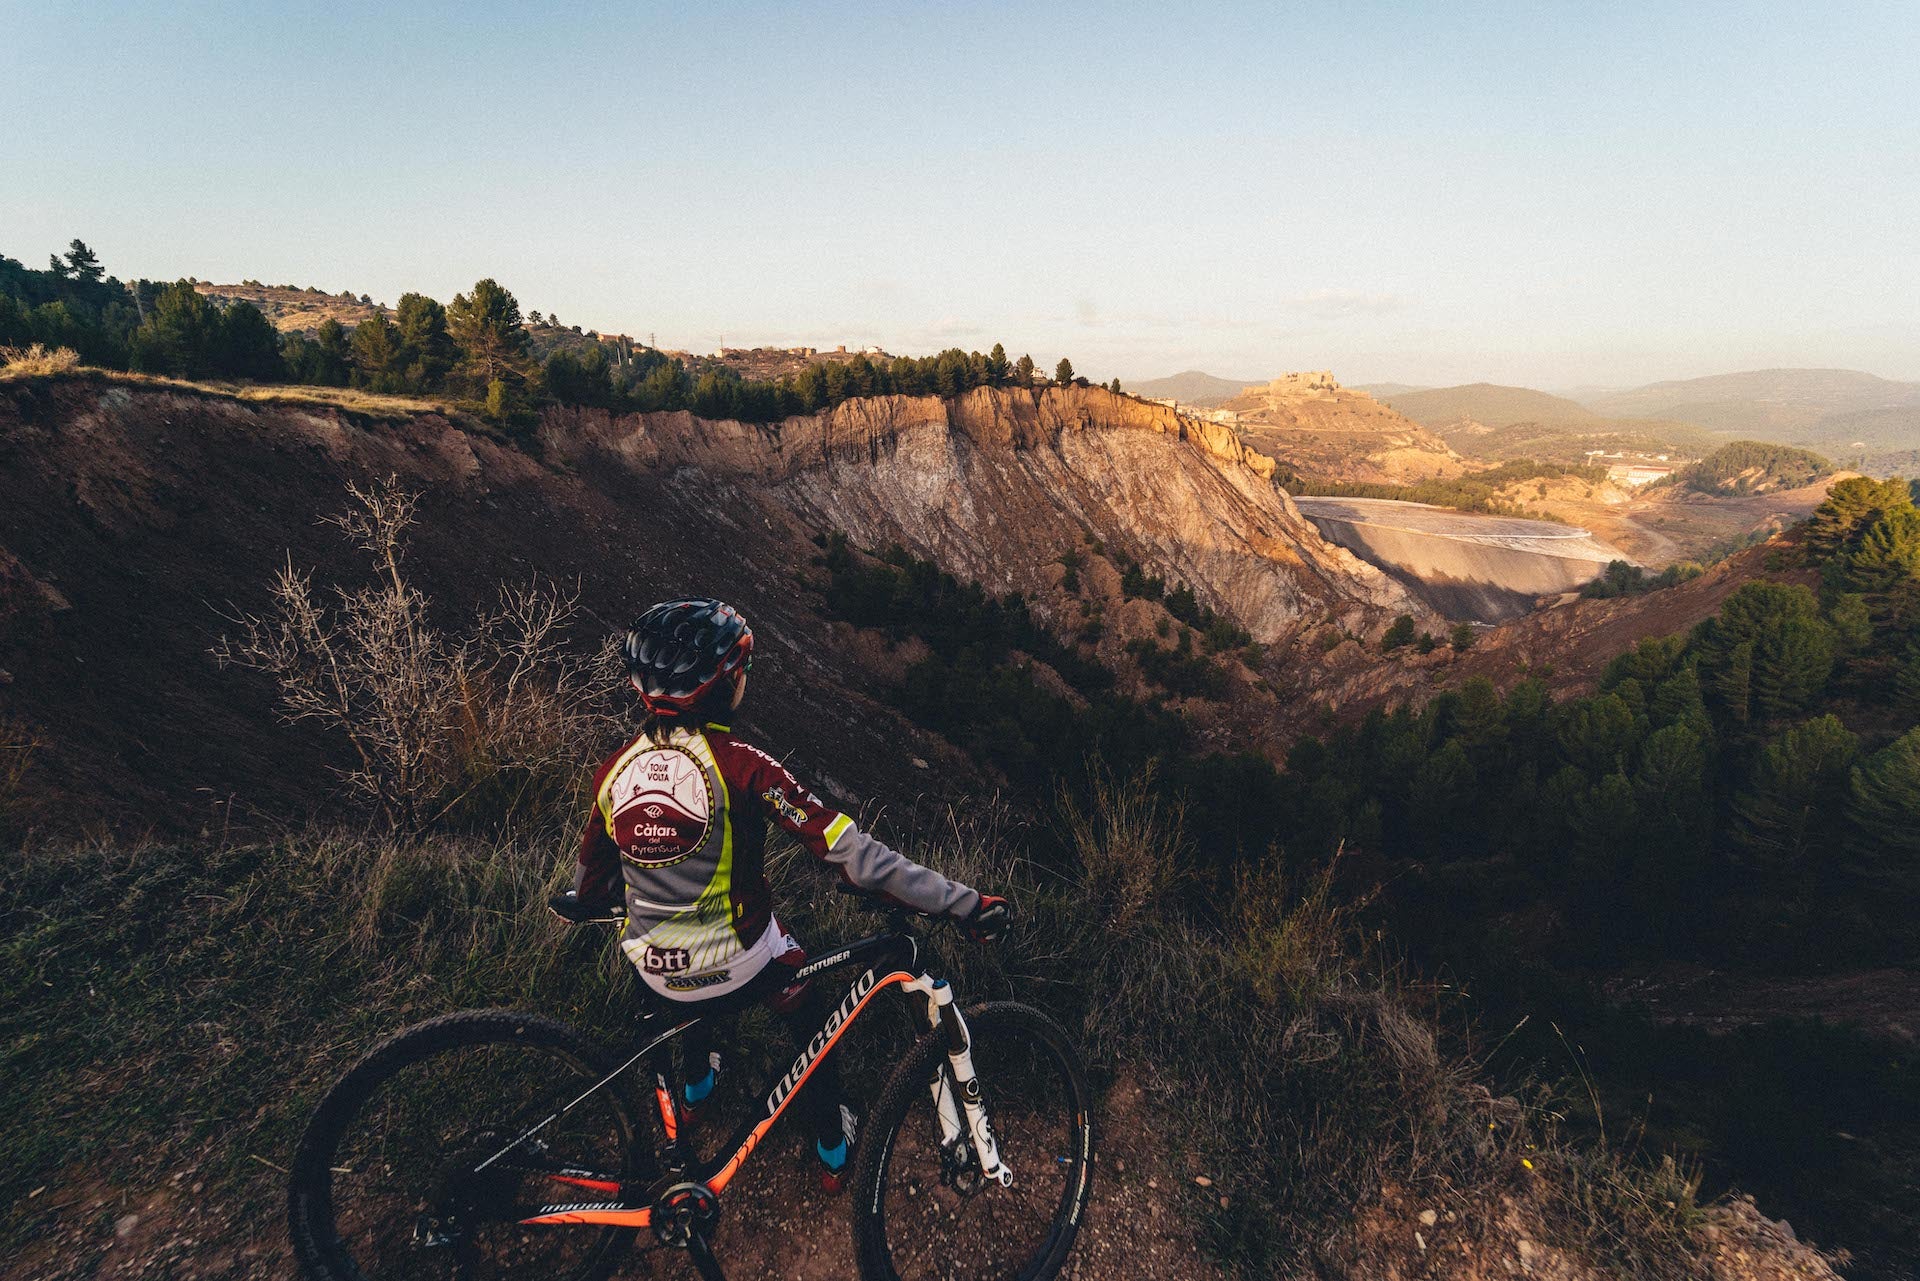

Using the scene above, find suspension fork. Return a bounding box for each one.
[902,975,1012,1186]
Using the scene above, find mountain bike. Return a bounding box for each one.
[287,888,1095,1280]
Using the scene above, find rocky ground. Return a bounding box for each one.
[2,1079,1841,1281]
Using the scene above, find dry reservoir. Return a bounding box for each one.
[1292,496,1625,622]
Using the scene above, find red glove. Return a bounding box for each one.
[960,894,1013,942]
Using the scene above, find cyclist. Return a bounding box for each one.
[555,597,1009,1190]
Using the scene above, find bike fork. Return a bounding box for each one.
[905,976,1012,1186]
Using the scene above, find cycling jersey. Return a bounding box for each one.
[575,722,979,1001]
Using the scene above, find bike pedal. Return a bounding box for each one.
[819,1166,849,1195]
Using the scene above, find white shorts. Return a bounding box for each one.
[622,914,801,1002]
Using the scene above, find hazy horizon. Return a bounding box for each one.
[6,1,1916,389]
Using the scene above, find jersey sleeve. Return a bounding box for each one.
[573,745,626,907]
[711,733,980,919]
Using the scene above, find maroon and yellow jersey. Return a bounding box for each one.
[575,723,978,999]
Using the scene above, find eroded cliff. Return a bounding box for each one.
[541,384,1417,642]
[0,376,1412,826]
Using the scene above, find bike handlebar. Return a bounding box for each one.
[549,885,1008,941]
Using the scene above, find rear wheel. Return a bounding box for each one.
[851,1002,1095,1281]
[288,1010,648,1281]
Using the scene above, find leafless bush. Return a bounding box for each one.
[0,344,81,380]
[214,477,621,832]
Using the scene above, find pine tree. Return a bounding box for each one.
[1847,726,1920,864]
[1381,614,1416,652]
[1649,667,1709,735]
[1843,507,1920,594]
[985,342,1009,384]
[1732,714,1859,874]
[448,279,531,389]
[393,293,454,389]
[1897,650,1920,716]
[350,314,401,386]
[63,239,104,284]
[132,281,220,377]
[1713,639,1754,727]
[1806,476,1912,564]
[1751,616,1835,718]
[1556,692,1640,777]
[217,301,283,380]
[1055,357,1075,385]
[314,318,353,386]
[1015,354,1036,386]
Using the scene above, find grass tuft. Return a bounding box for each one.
[0,344,81,380]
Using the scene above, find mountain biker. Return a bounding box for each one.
[553,597,1010,1190]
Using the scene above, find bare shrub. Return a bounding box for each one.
[214,477,621,832]
[0,344,81,380]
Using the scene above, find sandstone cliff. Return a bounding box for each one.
[540,384,1418,644]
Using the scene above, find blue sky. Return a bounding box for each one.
[5,1,1916,388]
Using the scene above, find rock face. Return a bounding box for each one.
[542,385,1418,642]
[1220,375,1467,484]
[0,377,1416,828]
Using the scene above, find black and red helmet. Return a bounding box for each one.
[623,598,754,717]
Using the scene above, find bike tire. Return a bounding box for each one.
[288,1009,644,1281]
[850,1002,1096,1281]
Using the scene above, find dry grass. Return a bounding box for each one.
[229,381,456,417]
[0,344,81,380]
[0,361,455,421]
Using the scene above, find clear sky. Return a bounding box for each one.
[5,0,1916,389]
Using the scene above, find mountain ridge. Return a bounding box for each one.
[1124,369,1261,404]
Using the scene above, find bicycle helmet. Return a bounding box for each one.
[623,598,754,718]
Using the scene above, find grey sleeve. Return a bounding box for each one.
[820,819,981,918]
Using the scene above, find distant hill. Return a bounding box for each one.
[1127,370,1259,404]
[1432,416,1728,465]
[1382,382,1600,428]
[1351,382,1430,398]
[1588,368,1920,425]
[1372,383,1727,464]
[1587,368,1920,470]
[1665,440,1834,495]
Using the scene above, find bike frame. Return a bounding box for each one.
[477,923,1009,1230]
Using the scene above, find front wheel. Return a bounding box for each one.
[851,1002,1096,1281]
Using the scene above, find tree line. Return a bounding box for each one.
[1656,440,1833,495]
[2,241,1103,427]
[817,475,1920,979]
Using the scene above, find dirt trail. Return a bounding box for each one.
[1,1080,1222,1281]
